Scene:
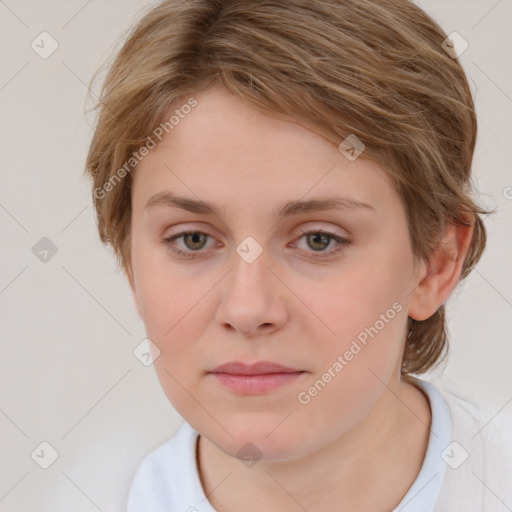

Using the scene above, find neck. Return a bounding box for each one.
[197,378,431,512]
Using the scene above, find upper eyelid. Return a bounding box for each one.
[166,227,347,250]
[165,230,350,263]
[164,220,348,238]
[166,226,344,241]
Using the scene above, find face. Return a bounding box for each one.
[129,85,421,461]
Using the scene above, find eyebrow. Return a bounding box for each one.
[144,191,375,220]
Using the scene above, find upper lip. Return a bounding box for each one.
[209,361,304,375]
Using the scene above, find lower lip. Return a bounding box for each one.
[210,372,305,394]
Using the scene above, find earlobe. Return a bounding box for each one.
[407,219,474,321]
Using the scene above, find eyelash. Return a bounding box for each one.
[161,229,352,261]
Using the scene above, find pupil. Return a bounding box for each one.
[309,233,328,250]
[187,233,204,249]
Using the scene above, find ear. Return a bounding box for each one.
[408,217,474,321]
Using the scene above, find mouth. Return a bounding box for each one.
[208,361,306,394]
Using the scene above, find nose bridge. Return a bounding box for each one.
[216,238,285,334]
[228,239,273,301]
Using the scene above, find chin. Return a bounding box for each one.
[202,416,317,462]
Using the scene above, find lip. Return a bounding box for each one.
[210,361,303,375]
[208,361,306,394]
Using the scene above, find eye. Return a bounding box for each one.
[292,229,352,260]
[162,229,352,260]
[162,231,216,259]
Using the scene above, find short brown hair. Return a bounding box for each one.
[84,0,492,377]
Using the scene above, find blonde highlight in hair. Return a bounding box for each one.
[85,0,492,377]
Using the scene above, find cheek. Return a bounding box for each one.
[303,259,406,350]
[295,302,408,440]
[131,243,209,403]
[293,256,408,404]
[136,263,210,418]
[133,241,206,335]
[303,271,408,423]
[138,276,209,381]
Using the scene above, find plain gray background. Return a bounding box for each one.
[1,1,511,510]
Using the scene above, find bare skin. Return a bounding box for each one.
[128,84,473,511]
[197,373,431,511]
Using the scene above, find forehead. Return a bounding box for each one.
[132,86,398,219]
[159,85,339,171]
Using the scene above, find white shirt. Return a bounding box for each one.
[127,378,512,511]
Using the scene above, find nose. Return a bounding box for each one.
[215,250,288,337]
